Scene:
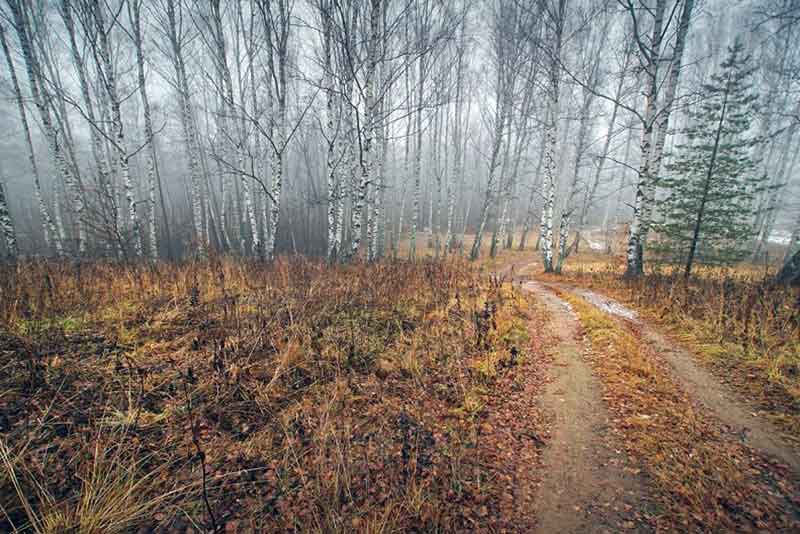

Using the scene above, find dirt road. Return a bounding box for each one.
[521,280,653,533]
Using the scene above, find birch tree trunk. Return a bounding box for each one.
[367,2,387,262]
[320,0,340,262]
[470,99,506,260]
[409,35,425,261]
[258,0,290,261]
[624,0,667,277]
[93,0,141,257]
[603,119,635,253]
[0,177,17,258]
[490,121,514,259]
[539,0,567,272]
[472,3,516,260]
[371,10,388,261]
[61,0,109,204]
[639,0,695,257]
[556,87,593,273]
[0,20,60,256]
[8,0,84,256]
[519,131,546,251]
[166,0,205,254]
[444,19,466,254]
[351,0,380,261]
[129,0,163,260]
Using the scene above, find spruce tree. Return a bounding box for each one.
[653,40,766,277]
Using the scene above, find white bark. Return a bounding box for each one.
[539,0,566,272]
[625,0,666,276]
[638,0,695,260]
[93,0,141,257]
[129,0,163,259]
[0,20,59,256]
[62,0,110,211]
[166,0,205,254]
[259,0,289,261]
[539,105,557,270]
[350,1,380,260]
[8,0,84,256]
[0,178,17,258]
[444,28,465,254]
[409,5,428,261]
[366,1,385,263]
[520,131,546,250]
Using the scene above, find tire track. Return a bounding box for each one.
[521,280,652,533]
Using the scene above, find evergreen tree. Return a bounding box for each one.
[653,40,766,277]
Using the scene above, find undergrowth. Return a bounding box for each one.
[0,256,535,532]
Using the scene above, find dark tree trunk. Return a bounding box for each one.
[775,249,800,286]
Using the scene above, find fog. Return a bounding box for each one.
[0,0,797,276]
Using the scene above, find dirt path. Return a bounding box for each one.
[520,280,652,533]
[563,284,800,477]
[488,260,799,529]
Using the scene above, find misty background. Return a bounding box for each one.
[0,0,797,272]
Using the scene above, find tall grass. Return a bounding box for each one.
[0,256,532,531]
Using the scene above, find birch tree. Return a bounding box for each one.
[470,0,522,260]
[0,19,60,256]
[621,0,694,277]
[350,0,381,260]
[163,0,206,254]
[60,0,115,251]
[0,176,16,258]
[129,0,168,259]
[319,0,342,263]
[7,0,86,256]
[408,1,428,260]
[539,0,567,272]
[90,0,143,257]
[444,4,469,254]
[256,0,290,261]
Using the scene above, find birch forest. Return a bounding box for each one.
[0,0,795,276]
[2,0,800,532]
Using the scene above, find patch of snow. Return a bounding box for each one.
[579,290,638,321]
[768,230,792,246]
[587,239,605,251]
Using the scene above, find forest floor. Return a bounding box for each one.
[1,240,799,532]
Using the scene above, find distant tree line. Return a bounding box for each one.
[0,0,798,281]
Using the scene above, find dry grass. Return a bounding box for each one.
[1,437,173,533]
[0,255,537,532]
